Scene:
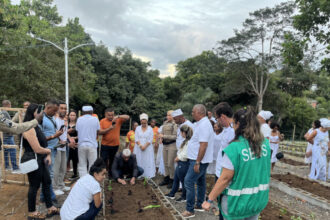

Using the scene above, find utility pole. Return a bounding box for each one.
[31,35,93,110]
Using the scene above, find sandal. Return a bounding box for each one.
[46,208,60,218]
[27,212,46,220]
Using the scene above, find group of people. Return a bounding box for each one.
[1,98,329,220]
[304,119,330,181]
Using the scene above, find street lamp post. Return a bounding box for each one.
[31,35,93,110]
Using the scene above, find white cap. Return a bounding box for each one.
[123,149,131,157]
[320,118,330,128]
[258,110,273,120]
[82,106,93,112]
[172,109,183,117]
[140,113,148,121]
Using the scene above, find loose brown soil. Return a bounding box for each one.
[272,173,330,201]
[105,180,174,220]
[260,202,305,220]
[280,158,307,166]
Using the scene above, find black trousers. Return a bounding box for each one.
[68,148,79,176]
[27,158,53,212]
[100,145,119,178]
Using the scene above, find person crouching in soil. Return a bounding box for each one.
[112,148,144,185]
[60,159,106,220]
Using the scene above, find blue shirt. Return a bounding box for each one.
[41,114,58,149]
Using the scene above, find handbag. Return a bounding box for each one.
[19,136,39,174]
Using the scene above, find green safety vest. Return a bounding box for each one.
[219,136,271,219]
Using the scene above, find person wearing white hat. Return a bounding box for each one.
[257,110,273,139]
[306,118,329,181]
[133,113,156,178]
[76,105,100,177]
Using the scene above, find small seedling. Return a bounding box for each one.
[108,180,112,191]
[143,205,160,210]
[309,213,316,220]
[290,216,302,220]
[144,177,148,186]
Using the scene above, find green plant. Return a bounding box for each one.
[290,216,302,220]
[108,180,112,191]
[280,208,287,216]
[144,177,148,186]
[309,213,316,220]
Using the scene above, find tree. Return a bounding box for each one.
[216,1,296,111]
[294,0,330,71]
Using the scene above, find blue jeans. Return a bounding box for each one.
[4,136,18,170]
[40,148,57,201]
[169,161,189,198]
[75,201,102,220]
[184,160,208,213]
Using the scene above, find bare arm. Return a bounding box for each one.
[208,168,234,201]
[98,126,114,135]
[93,192,102,208]
[23,129,50,155]
[306,130,317,144]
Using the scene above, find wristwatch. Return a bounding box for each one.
[207,199,213,204]
[195,161,200,165]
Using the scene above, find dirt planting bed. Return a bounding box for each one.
[272,173,330,201]
[260,202,305,220]
[280,158,307,166]
[105,180,174,220]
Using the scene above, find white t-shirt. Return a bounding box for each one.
[261,123,271,139]
[220,153,234,171]
[55,117,67,152]
[76,114,100,148]
[60,174,101,220]
[187,117,214,164]
[176,120,194,150]
[215,126,235,177]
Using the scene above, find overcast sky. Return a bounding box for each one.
[15,0,287,77]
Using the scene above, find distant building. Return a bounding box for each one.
[307,99,317,109]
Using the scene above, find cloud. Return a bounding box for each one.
[52,0,286,77]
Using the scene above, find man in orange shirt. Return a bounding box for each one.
[99,108,129,178]
[125,121,139,153]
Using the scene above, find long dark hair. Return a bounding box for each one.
[89,158,106,176]
[180,125,193,149]
[68,110,77,124]
[23,103,39,122]
[314,120,321,129]
[233,106,264,157]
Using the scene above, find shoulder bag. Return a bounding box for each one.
[19,136,39,174]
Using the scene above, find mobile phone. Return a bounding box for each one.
[37,105,44,114]
[112,121,116,126]
[60,125,65,131]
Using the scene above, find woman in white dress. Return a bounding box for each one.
[304,120,321,167]
[207,123,222,175]
[307,118,330,181]
[269,122,282,170]
[156,125,165,175]
[134,113,156,178]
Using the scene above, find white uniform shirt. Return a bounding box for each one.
[215,126,235,177]
[55,117,67,152]
[76,114,100,148]
[176,120,194,150]
[60,174,101,220]
[187,117,214,164]
[261,123,271,139]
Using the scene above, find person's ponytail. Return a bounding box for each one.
[89,158,106,176]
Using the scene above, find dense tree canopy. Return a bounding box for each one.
[0,0,328,139]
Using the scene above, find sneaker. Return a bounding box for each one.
[11,169,21,174]
[194,206,205,212]
[165,193,175,199]
[54,189,64,196]
[62,186,71,192]
[181,211,195,218]
[176,197,186,203]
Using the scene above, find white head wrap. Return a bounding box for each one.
[172,109,183,117]
[258,110,273,120]
[140,113,148,121]
[123,149,131,157]
[320,118,330,128]
[82,106,93,112]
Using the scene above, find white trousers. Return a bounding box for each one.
[78,146,97,177]
[53,150,67,189]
